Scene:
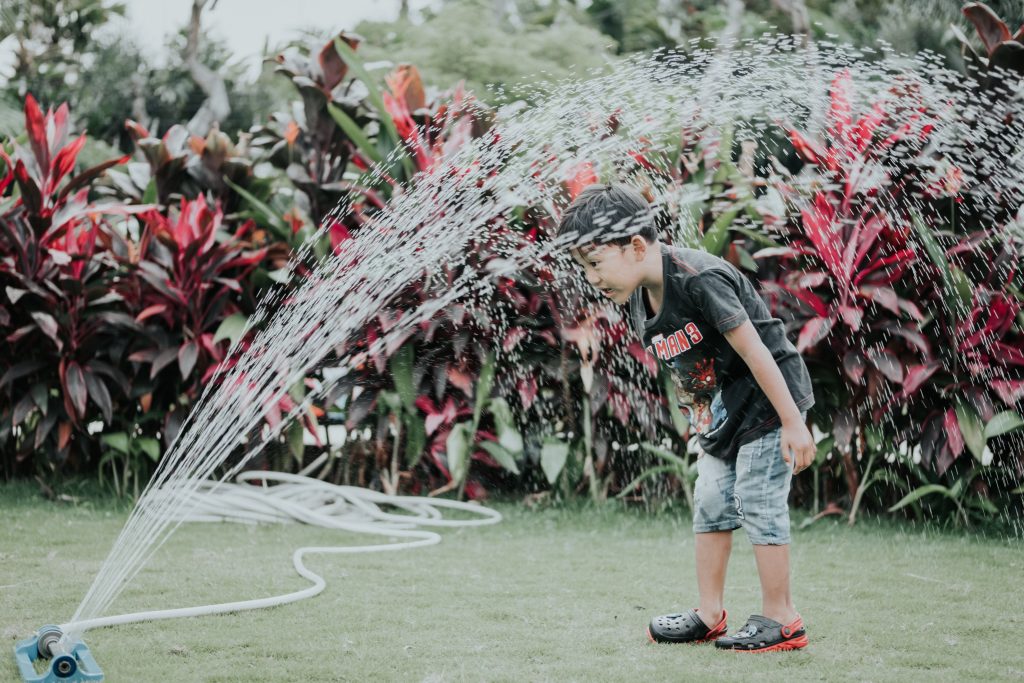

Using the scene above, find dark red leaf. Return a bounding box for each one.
[136,304,168,322]
[627,341,658,375]
[963,2,1012,54]
[30,312,62,351]
[12,393,35,427]
[843,350,867,383]
[49,135,86,193]
[943,408,964,461]
[518,376,537,409]
[64,361,88,419]
[13,160,43,215]
[150,347,179,379]
[178,341,200,379]
[0,361,46,389]
[319,32,360,92]
[903,362,940,395]
[992,342,1024,365]
[59,154,131,201]
[83,371,112,423]
[797,316,832,352]
[24,94,49,171]
[991,379,1024,405]
[868,348,904,383]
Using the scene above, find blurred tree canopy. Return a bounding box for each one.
[4,0,1021,147]
[353,0,614,104]
[0,0,287,149]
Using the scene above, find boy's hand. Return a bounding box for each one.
[780,419,815,475]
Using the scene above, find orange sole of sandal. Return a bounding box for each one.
[646,625,727,645]
[726,634,809,652]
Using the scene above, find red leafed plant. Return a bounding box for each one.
[0,97,277,488]
[764,66,1024,514]
[108,195,268,448]
[0,95,135,476]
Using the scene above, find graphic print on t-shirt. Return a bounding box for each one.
[647,324,719,435]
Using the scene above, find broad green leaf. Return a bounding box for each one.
[472,350,496,431]
[101,432,129,454]
[984,410,1024,439]
[378,390,402,413]
[287,421,305,462]
[136,437,160,462]
[332,38,399,144]
[732,225,781,249]
[888,484,954,512]
[865,425,883,454]
[332,38,415,180]
[142,177,157,205]
[490,398,524,454]
[327,103,383,164]
[446,422,473,485]
[288,379,306,405]
[224,179,291,241]
[615,464,680,499]
[702,205,741,256]
[480,440,520,475]
[954,400,985,460]
[639,441,689,469]
[404,413,426,467]
[213,313,248,348]
[909,211,964,325]
[540,438,570,485]
[734,244,758,272]
[388,345,415,412]
[949,266,974,314]
[815,434,835,465]
[663,372,690,437]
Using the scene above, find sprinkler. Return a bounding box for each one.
[13,625,103,682]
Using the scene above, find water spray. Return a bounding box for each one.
[11,30,1023,680]
[13,470,501,682]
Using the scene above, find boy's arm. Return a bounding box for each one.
[723,320,816,473]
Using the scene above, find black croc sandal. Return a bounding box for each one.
[646,608,728,644]
[714,614,807,652]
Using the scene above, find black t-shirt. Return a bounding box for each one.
[628,244,815,459]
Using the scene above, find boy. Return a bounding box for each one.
[559,183,817,652]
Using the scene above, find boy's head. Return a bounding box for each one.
[558,183,659,306]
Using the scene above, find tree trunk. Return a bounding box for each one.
[184,0,230,136]
[771,0,811,43]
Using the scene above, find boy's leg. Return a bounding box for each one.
[717,411,809,651]
[695,530,732,627]
[647,444,737,643]
[751,543,797,625]
[691,444,740,628]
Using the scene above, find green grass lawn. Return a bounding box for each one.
[2,482,1022,682]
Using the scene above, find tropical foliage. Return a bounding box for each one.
[1,3,1022,530]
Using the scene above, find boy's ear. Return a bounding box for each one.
[628,235,648,260]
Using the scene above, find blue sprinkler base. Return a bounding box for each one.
[13,625,103,682]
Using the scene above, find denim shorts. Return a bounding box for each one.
[692,391,807,545]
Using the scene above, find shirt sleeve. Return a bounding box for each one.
[687,267,750,334]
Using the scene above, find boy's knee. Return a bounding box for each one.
[692,456,740,533]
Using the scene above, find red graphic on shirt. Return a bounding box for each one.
[645,322,704,360]
[669,357,717,434]
[644,323,719,435]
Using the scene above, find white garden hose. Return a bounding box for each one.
[58,469,502,637]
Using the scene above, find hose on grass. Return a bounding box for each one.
[59,469,501,637]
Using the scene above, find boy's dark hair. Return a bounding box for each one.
[556,183,658,248]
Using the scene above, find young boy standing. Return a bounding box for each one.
[559,184,817,652]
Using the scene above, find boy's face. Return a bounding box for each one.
[569,239,646,306]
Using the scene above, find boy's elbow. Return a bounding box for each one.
[723,320,763,358]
